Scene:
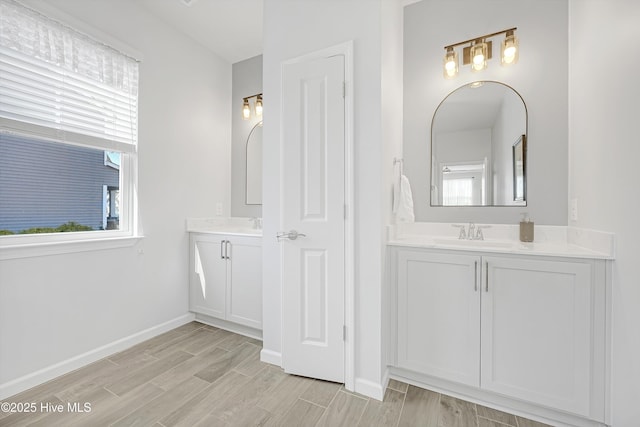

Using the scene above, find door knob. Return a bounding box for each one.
[277,230,307,241]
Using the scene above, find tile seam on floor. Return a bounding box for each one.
[393,387,408,427]
[298,396,332,409]
[102,386,119,398]
[312,389,343,427]
[478,415,515,427]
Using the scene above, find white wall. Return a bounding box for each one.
[262,0,403,397]
[435,129,492,164]
[404,0,568,224]
[0,0,231,393]
[568,1,640,424]
[231,55,263,218]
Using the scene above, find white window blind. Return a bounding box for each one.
[0,0,138,153]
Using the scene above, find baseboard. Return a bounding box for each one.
[355,377,385,401]
[193,313,262,341]
[382,367,390,393]
[260,349,282,367]
[388,367,602,427]
[0,313,195,400]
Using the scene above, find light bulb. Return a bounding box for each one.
[470,41,487,72]
[242,99,251,120]
[501,32,519,66]
[255,95,263,117]
[442,47,458,79]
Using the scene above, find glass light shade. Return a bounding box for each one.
[242,99,251,120]
[471,42,487,72]
[443,48,459,79]
[255,95,263,117]
[501,32,519,65]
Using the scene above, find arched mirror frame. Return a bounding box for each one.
[245,120,263,205]
[430,81,528,207]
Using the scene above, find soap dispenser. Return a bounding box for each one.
[519,213,534,242]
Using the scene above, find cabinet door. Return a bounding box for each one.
[190,235,227,319]
[397,250,481,387]
[226,237,262,329]
[481,256,592,416]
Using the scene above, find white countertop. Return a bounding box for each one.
[388,222,614,260]
[186,217,262,237]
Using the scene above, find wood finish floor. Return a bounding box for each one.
[0,322,552,427]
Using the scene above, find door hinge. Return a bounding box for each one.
[343,325,346,341]
[344,204,348,219]
[342,81,346,98]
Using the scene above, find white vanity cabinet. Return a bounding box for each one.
[189,233,262,330]
[396,250,481,387]
[391,246,608,423]
[481,256,601,417]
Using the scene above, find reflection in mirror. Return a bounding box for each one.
[512,134,526,202]
[431,81,527,207]
[246,121,262,205]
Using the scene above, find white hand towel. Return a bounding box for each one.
[394,174,415,223]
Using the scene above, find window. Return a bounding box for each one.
[441,163,485,206]
[0,0,138,248]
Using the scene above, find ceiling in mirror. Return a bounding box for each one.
[431,81,527,207]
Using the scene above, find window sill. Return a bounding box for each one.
[0,235,143,261]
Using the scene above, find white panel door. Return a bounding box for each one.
[481,256,592,416]
[281,54,345,383]
[190,234,227,319]
[396,250,481,387]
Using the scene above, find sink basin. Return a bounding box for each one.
[433,238,514,250]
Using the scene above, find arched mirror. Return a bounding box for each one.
[431,81,527,206]
[246,121,263,205]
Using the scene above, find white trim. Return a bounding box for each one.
[604,260,612,425]
[260,349,282,367]
[343,40,355,393]
[0,235,143,261]
[0,120,137,154]
[279,41,355,391]
[192,313,262,341]
[0,313,194,400]
[382,366,391,395]
[355,377,386,401]
[102,184,108,230]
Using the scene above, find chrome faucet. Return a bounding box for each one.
[452,223,490,240]
[468,223,476,240]
[452,224,467,239]
[474,225,490,241]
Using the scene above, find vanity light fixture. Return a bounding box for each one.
[254,94,263,117]
[501,30,519,65]
[443,47,459,79]
[242,98,251,120]
[470,40,488,72]
[242,93,263,121]
[443,27,518,78]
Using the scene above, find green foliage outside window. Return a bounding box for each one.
[0,221,93,235]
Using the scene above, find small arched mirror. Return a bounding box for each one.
[246,121,263,205]
[431,81,527,207]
